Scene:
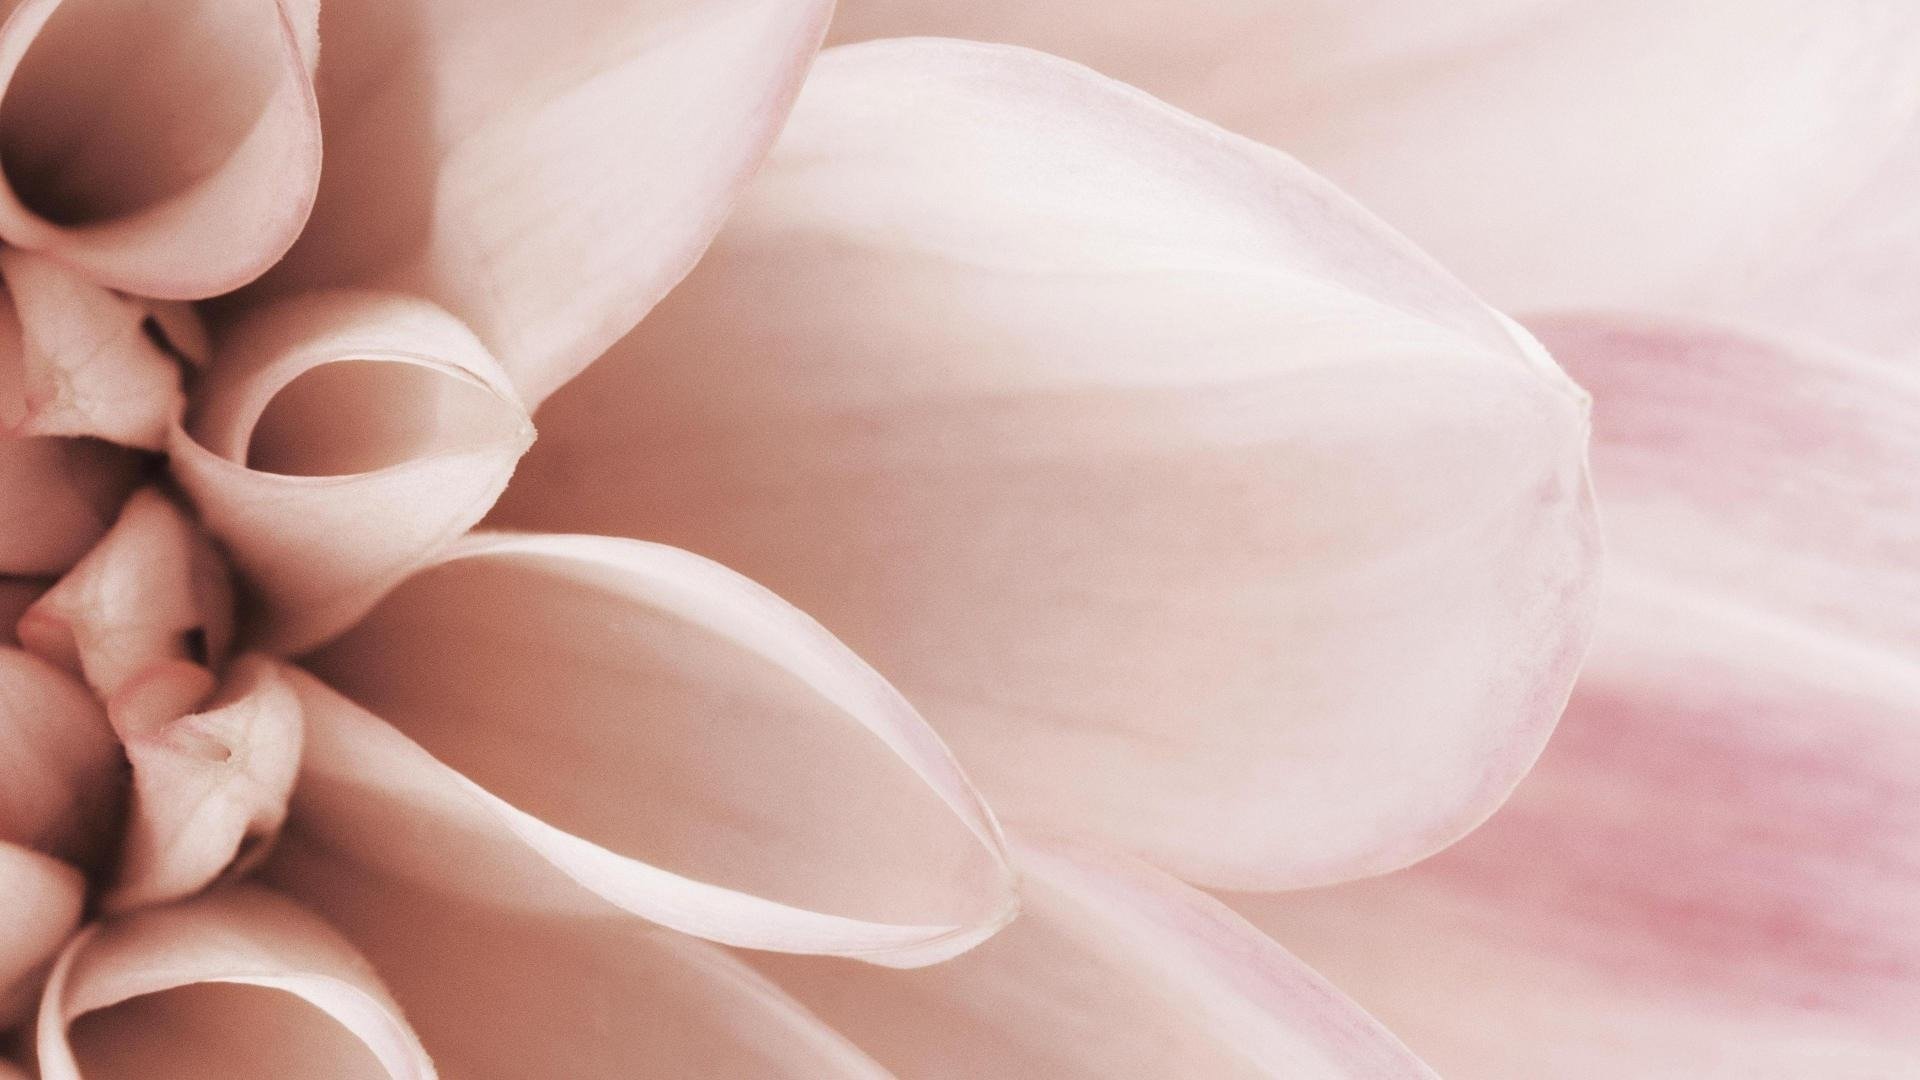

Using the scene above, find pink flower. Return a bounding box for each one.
[9,1,1893,1077]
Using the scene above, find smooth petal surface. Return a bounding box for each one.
[290,533,1014,964]
[829,3,1920,359]
[18,487,233,698]
[35,885,434,1080]
[756,836,1436,1078]
[0,433,137,575]
[0,575,41,643]
[269,841,891,1080]
[0,646,120,867]
[1234,318,1920,1077]
[0,0,321,298]
[256,0,832,404]
[494,39,1601,889]
[170,290,532,653]
[104,654,302,912]
[0,841,82,1027]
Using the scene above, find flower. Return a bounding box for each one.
[12,2,1892,1079]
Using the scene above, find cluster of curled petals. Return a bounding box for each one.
[0,1,1912,1078]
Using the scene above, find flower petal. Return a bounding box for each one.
[493,39,1602,889]
[0,646,121,868]
[0,575,44,644]
[0,433,138,576]
[0,248,191,449]
[0,0,321,298]
[103,654,303,912]
[829,3,1920,359]
[267,841,892,1080]
[0,841,83,1027]
[168,290,533,654]
[756,836,1437,1078]
[34,885,435,1080]
[18,487,234,698]
[252,0,832,404]
[285,531,1015,965]
[1232,318,1920,1077]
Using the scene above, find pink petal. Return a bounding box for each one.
[251,0,832,405]
[34,885,435,1080]
[1232,318,1920,1076]
[0,646,121,868]
[492,39,1602,889]
[0,433,138,576]
[755,835,1436,1078]
[168,290,533,653]
[284,531,1015,965]
[0,576,44,644]
[829,4,1920,360]
[268,839,892,1080]
[0,841,83,1028]
[103,654,303,912]
[0,0,320,298]
[0,248,195,449]
[18,487,234,699]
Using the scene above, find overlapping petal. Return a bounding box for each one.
[0,248,196,449]
[269,844,892,1079]
[255,0,833,404]
[34,885,434,1079]
[756,836,1437,1078]
[829,3,1920,359]
[0,0,321,298]
[282,532,1015,965]
[493,38,1602,889]
[0,646,120,867]
[0,433,137,576]
[0,841,82,1027]
[18,487,234,697]
[1232,318,1920,1076]
[105,655,303,912]
[169,290,533,653]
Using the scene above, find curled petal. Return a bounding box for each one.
[0,433,138,576]
[0,841,83,1027]
[0,0,321,298]
[0,248,188,449]
[1234,318,1920,1077]
[494,39,1602,889]
[18,487,233,698]
[286,532,1015,965]
[103,654,303,912]
[830,3,1920,359]
[269,838,889,1080]
[0,647,121,867]
[256,0,833,404]
[757,836,1436,1078]
[35,885,434,1080]
[169,290,533,653]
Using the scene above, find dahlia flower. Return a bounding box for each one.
[0,2,1909,1079]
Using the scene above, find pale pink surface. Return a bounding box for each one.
[255,0,835,404]
[756,836,1437,1078]
[0,841,81,1026]
[105,655,303,912]
[19,488,234,697]
[0,0,321,298]
[170,290,533,653]
[1234,317,1920,1076]
[0,434,136,576]
[35,886,433,1080]
[0,646,119,867]
[282,533,1015,964]
[829,2,1920,362]
[493,38,1601,891]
